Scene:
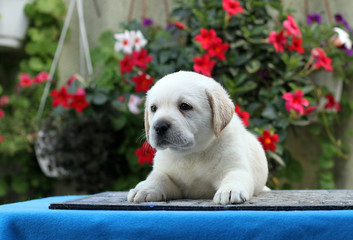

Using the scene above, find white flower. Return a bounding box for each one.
[128,94,143,114]
[131,30,147,51]
[333,27,352,50]
[114,30,134,54]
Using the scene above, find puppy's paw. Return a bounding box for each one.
[127,188,166,203]
[213,187,250,205]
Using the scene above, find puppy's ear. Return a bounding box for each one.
[206,84,234,138]
[144,102,150,142]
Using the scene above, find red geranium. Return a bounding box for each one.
[258,130,279,152]
[120,54,134,74]
[135,141,156,165]
[282,90,309,115]
[195,28,217,50]
[70,88,90,113]
[235,105,250,127]
[288,37,305,54]
[311,48,333,71]
[207,37,229,61]
[193,54,216,77]
[268,30,287,53]
[222,0,244,16]
[132,49,153,70]
[50,86,73,108]
[131,73,154,93]
[324,94,341,111]
[19,73,32,87]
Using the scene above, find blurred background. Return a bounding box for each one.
[1,0,353,204]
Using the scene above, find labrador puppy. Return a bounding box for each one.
[127,71,268,204]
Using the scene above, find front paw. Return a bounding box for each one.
[127,187,166,203]
[213,187,250,205]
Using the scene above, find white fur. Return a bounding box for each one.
[127,71,268,204]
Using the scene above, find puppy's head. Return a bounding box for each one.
[145,71,234,154]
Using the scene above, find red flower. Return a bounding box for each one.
[50,86,73,108]
[288,37,305,54]
[222,0,244,16]
[258,130,279,152]
[0,109,5,118]
[195,28,217,50]
[324,94,341,111]
[0,136,4,143]
[0,95,9,106]
[19,73,32,87]
[33,72,50,84]
[282,90,309,115]
[193,55,216,77]
[268,30,287,52]
[311,48,333,71]
[132,49,153,70]
[304,106,317,115]
[67,74,77,86]
[283,15,301,38]
[235,105,250,127]
[207,37,229,61]
[135,141,156,165]
[120,54,134,74]
[173,21,185,30]
[131,73,154,93]
[70,88,90,113]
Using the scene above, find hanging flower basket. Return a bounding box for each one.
[0,0,32,49]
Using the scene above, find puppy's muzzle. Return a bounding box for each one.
[154,120,171,136]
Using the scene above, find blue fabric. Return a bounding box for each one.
[0,196,353,240]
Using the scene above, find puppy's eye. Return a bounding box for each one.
[180,103,193,111]
[151,105,157,112]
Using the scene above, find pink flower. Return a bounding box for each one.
[19,73,32,87]
[0,109,5,118]
[268,30,287,52]
[282,90,309,115]
[324,94,341,111]
[33,72,50,84]
[311,48,333,71]
[222,0,244,16]
[0,95,10,106]
[128,94,143,114]
[283,15,301,38]
[67,74,77,86]
[0,136,4,143]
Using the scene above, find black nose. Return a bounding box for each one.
[154,120,171,136]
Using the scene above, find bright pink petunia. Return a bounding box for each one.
[70,88,90,113]
[135,141,156,165]
[193,54,216,77]
[132,49,153,70]
[131,73,154,93]
[311,48,333,71]
[268,30,287,52]
[283,15,301,38]
[324,94,341,111]
[258,130,279,152]
[282,90,309,115]
[235,105,250,127]
[288,37,305,54]
[119,54,134,74]
[33,72,50,84]
[207,37,229,61]
[19,73,32,87]
[50,86,73,108]
[195,28,217,50]
[222,0,244,16]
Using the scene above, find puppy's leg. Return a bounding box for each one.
[127,169,182,202]
[213,170,254,205]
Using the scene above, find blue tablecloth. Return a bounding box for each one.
[1,195,353,240]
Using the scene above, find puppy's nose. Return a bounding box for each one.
[154,120,171,136]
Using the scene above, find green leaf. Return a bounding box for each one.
[92,92,108,105]
[0,179,7,197]
[245,60,260,73]
[28,57,45,71]
[261,104,277,120]
[112,115,127,131]
[291,120,310,126]
[11,176,29,194]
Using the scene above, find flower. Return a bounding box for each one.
[334,13,351,31]
[324,94,341,111]
[0,95,10,106]
[222,0,244,16]
[114,30,134,54]
[132,49,153,70]
[282,90,309,115]
[19,73,32,87]
[173,21,185,30]
[70,88,90,113]
[307,13,322,25]
[67,74,77,86]
[333,27,352,50]
[131,73,154,93]
[32,72,50,84]
[235,105,250,127]
[268,30,287,53]
[50,86,73,108]
[143,18,154,27]
[128,94,143,114]
[288,37,305,54]
[0,109,5,118]
[193,54,216,77]
[311,48,333,71]
[120,54,134,74]
[304,106,317,115]
[258,130,279,152]
[135,141,156,165]
[130,30,148,51]
[283,15,301,38]
[0,136,4,143]
[207,37,229,61]
[195,28,217,50]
